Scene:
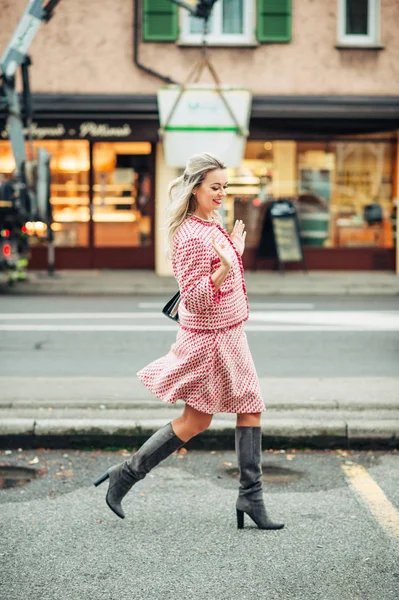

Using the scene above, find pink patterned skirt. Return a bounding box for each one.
[137,322,265,415]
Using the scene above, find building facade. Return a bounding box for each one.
[0,0,398,272]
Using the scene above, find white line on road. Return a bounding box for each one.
[138,302,316,310]
[249,311,399,329]
[0,323,398,332]
[0,311,398,331]
[0,308,318,319]
[248,303,316,310]
[0,312,166,320]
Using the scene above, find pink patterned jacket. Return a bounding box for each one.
[171,214,249,332]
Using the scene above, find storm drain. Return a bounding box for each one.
[0,466,39,489]
[226,464,303,484]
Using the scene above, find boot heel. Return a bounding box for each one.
[94,471,109,487]
[236,509,244,529]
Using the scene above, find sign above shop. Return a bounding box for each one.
[0,120,134,141]
[158,85,252,167]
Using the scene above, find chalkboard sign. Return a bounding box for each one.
[255,199,307,272]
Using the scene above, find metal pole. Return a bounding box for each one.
[47,223,55,275]
[396,130,399,275]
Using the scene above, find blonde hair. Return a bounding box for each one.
[164,152,226,258]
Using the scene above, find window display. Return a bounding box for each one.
[93,142,152,247]
[0,140,90,247]
[297,136,395,249]
[0,140,154,249]
[223,135,396,251]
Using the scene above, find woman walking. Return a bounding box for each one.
[94,152,284,531]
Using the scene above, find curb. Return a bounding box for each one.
[3,285,399,297]
[1,418,398,450]
[2,270,399,297]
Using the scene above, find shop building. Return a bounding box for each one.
[0,96,158,269]
[0,0,398,272]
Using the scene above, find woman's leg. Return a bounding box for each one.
[171,403,213,442]
[235,411,284,530]
[236,412,261,427]
[94,403,213,519]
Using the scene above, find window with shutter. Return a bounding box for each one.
[142,0,178,42]
[179,0,255,45]
[257,0,292,43]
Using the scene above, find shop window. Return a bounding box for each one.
[92,142,153,247]
[332,139,394,248]
[0,140,90,247]
[337,0,380,47]
[225,137,395,252]
[297,138,395,249]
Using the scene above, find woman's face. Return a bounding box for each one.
[194,168,228,214]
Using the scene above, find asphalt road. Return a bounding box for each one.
[0,295,398,378]
[1,297,398,598]
[1,447,398,600]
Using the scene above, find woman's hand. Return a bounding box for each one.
[212,235,232,269]
[230,220,247,256]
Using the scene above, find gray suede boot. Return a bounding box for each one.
[94,422,185,519]
[235,426,284,530]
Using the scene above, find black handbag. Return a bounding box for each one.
[162,291,181,322]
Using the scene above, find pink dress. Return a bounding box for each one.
[137,215,265,415]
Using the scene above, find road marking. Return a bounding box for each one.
[0,310,398,323]
[248,303,315,310]
[0,324,396,332]
[0,324,177,331]
[250,311,399,329]
[0,311,398,331]
[0,312,166,320]
[138,302,316,310]
[0,308,319,319]
[341,462,399,541]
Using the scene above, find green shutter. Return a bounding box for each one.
[257,0,292,43]
[142,0,178,42]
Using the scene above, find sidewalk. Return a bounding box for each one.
[1,269,399,296]
[1,377,398,450]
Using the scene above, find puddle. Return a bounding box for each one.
[226,463,304,484]
[0,466,39,489]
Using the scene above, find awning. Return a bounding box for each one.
[250,95,399,136]
[1,93,398,137]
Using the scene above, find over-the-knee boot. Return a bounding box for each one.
[94,421,185,519]
[235,426,284,530]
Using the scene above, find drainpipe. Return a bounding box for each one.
[133,0,178,85]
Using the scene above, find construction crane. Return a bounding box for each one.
[0,0,61,283]
[0,0,217,283]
